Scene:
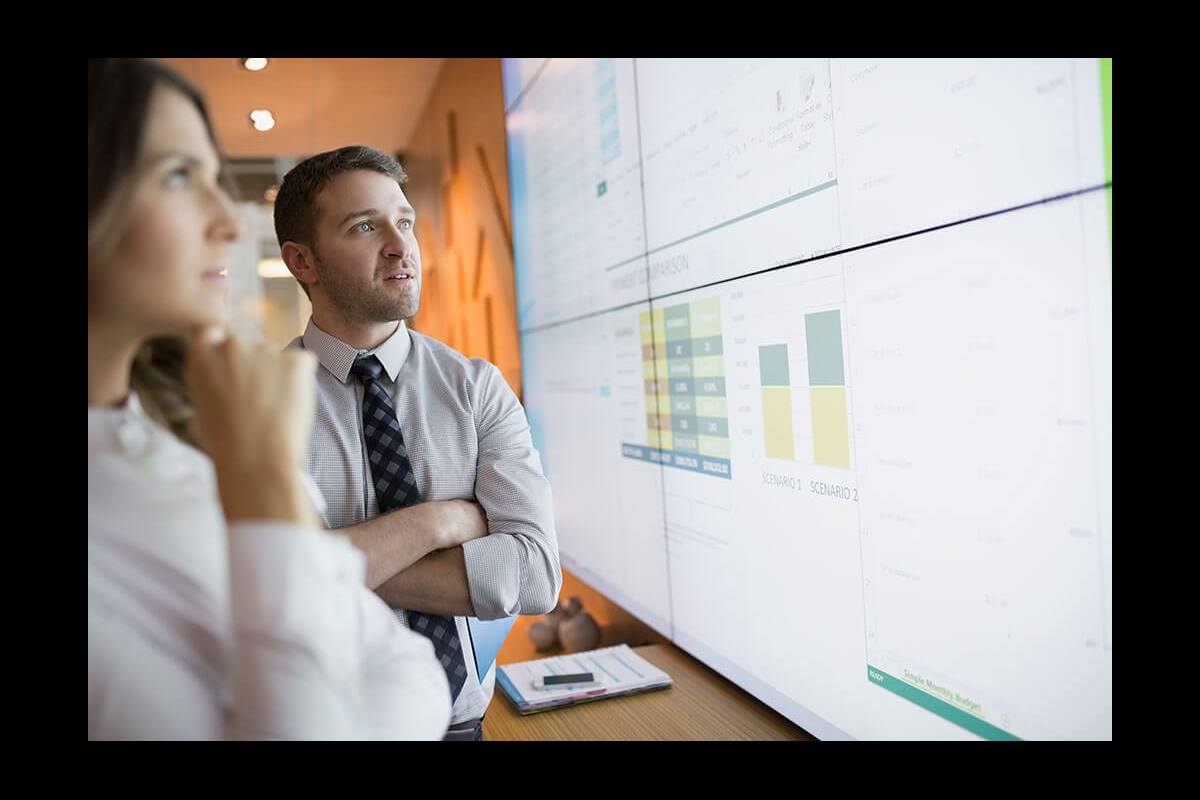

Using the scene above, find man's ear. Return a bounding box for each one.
[281,241,317,291]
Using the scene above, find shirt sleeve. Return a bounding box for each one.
[88,598,226,739]
[227,521,452,740]
[461,363,563,619]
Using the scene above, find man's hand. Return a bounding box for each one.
[425,499,489,549]
[341,498,488,590]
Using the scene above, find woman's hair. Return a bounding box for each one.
[88,59,228,449]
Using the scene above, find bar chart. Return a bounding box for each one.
[757,308,852,470]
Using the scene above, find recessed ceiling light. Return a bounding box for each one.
[249,109,275,132]
[242,58,269,71]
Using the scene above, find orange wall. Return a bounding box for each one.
[403,58,522,396]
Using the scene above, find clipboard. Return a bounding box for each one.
[495,644,673,714]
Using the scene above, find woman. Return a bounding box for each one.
[87,58,452,739]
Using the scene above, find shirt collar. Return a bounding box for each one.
[87,390,144,424]
[88,391,151,453]
[301,318,412,384]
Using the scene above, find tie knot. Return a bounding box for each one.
[350,355,385,384]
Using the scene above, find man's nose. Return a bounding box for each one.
[383,224,411,258]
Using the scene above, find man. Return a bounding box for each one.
[274,145,561,741]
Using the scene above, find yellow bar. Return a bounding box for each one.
[692,355,725,378]
[659,431,673,451]
[696,396,727,417]
[657,394,673,416]
[689,297,722,338]
[762,388,795,460]
[811,387,850,469]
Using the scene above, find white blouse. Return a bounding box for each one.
[88,393,452,740]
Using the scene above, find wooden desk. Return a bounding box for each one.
[482,644,814,741]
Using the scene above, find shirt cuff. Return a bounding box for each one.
[461,533,522,620]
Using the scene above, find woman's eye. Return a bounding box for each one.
[164,166,190,188]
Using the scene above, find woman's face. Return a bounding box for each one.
[89,83,240,336]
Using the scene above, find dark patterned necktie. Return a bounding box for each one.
[350,354,468,702]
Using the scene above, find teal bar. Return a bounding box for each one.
[692,335,724,357]
[673,432,699,451]
[664,304,691,341]
[669,359,693,377]
[758,344,790,387]
[866,665,1021,741]
[671,397,695,415]
[642,179,839,259]
[695,377,726,396]
[805,310,845,386]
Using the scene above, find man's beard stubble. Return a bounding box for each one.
[312,250,421,323]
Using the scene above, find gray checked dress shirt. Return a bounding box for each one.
[289,319,561,726]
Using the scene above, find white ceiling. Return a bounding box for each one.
[158,58,445,158]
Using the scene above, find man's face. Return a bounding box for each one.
[309,169,422,323]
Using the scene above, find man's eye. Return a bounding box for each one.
[400,219,413,231]
[355,221,374,233]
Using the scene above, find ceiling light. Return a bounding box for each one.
[249,109,275,132]
[241,58,269,71]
